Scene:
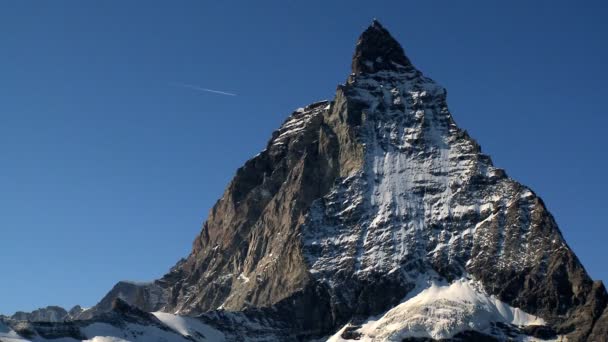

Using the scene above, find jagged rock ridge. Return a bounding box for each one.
[4,20,607,342]
[6,306,84,323]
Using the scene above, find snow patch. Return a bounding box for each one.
[237,273,250,283]
[84,337,129,342]
[153,312,225,341]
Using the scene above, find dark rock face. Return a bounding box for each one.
[588,306,608,341]
[13,321,86,341]
[466,201,608,340]
[351,19,413,74]
[42,20,606,341]
[154,100,344,317]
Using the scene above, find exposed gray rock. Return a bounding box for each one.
[75,281,167,320]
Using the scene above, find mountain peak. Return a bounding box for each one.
[370,18,383,29]
[351,20,412,74]
[8,21,606,342]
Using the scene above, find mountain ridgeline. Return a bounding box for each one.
[3,21,607,342]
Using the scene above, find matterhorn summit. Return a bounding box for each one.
[3,20,607,342]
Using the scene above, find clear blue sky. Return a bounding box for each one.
[1,1,607,315]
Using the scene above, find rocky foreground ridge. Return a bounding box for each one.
[2,20,607,342]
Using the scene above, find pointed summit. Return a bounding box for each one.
[352,20,412,74]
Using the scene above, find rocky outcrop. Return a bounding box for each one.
[351,19,413,74]
[10,306,68,323]
[75,281,166,320]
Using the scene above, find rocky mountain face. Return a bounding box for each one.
[4,21,606,341]
[74,281,166,320]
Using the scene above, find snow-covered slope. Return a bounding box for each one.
[328,278,557,341]
[80,321,189,342]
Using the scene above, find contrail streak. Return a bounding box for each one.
[169,82,237,96]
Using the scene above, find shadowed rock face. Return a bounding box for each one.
[351,19,413,74]
[589,306,608,340]
[154,100,343,319]
[59,21,606,341]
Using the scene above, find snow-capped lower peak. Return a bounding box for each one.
[330,279,549,341]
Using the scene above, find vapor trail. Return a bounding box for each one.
[169,82,237,96]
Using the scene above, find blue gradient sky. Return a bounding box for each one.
[1,1,607,315]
